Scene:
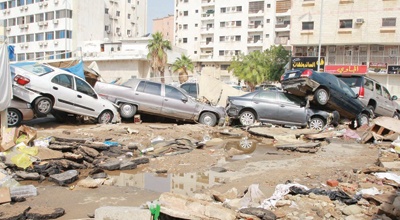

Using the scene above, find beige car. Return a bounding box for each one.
[2,99,35,127]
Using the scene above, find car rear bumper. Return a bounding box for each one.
[282,78,320,97]
[13,85,41,103]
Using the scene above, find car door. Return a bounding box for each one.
[50,74,76,112]
[382,86,397,116]
[161,85,197,120]
[337,79,362,117]
[251,91,280,121]
[374,83,389,116]
[74,76,105,118]
[133,81,163,114]
[277,93,308,125]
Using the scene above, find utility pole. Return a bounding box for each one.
[317,0,324,72]
[0,20,8,138]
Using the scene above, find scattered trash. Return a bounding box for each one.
[103,141,119,147]
[10,185,37,198]
[141,147,155,154]
[151,136,164,144]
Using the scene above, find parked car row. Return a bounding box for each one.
[280,68,373,127]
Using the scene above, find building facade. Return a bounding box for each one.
[0,0,147,62]
[174,0,291,82]
[153,14,174,42]
[287,0,400,74]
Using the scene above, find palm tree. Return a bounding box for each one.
[147,32,172,83]
[171,54,194,84]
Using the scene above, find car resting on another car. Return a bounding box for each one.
[225,90,339,130]
[10,62,120,124]
[3,98,35,127]
[280,68,371,127]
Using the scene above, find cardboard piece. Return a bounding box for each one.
[0,187,11,204]
[0,127,17,152]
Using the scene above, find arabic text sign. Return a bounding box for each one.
[292,57,325,71]
[324,65,367,74]
[388,65,400,74]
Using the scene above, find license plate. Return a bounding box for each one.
[289,73,295,78]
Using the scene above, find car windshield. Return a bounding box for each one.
[339,79,357,97]
[11,63,54,76]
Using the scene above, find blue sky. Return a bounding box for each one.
[147,0,174,33]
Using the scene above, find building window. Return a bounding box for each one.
[183,38,187,43]
[128,14,131,19]
[35,33,44,41]
[26,15,34,23]
[221,65,230,70]
[183,11,188,16]
[9,36,16,43]
[105,8,109,14]
[220,22,225,27]
[116,11,120,17]
[194,51,197,54]
[220,36,225,42]
[0,2,7,9]
[219,50,224,56]
[302,21,314,30]
[194,37,197,41]
[184,0,188,2]
[26,53,34,60]
[267,4,271,8]
[26,0,34,4]
[382,18,396,27]
[339,19,352,28]
[35,13,44,22]
[183,24,188,29]
[8,18,16,26]
[236,21,242,27]
[17,0,24,7]
[17,35,25,43]
[17,54,25,61]
[45,11,55,21]
[17,16,25,25]
[46,51,54,60]
[221,8,226,13]
[36,52,44,60]
[235,50,240,55]
[195,23,198,27]
[56,9,72,19]
[26,34,34,42]
[8,1,16,8]
[46,31,54,40]
[56,30,66,39]
[237,6,242,12]
[195,9,198,13]
[235,35,241,41]
[265,34,269,38]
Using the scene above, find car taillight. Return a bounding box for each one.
[14,75,30,86]
[301,69,313,78]
[359,86,365,98]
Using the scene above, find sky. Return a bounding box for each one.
[147,0,174,34]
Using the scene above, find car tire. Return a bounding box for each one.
[239,110,256,126]
[7,108,22,127]
[119,103,137,119]
[237,137,257,153]
[199,112,217,126]
[393,113,400,120]
[98,110,113,124]
[314,88,329,105]
[51,110,67,123]
[359,113,369,126]
[367,105,376,118]
[34,96,53,116]
[309,117,326,130]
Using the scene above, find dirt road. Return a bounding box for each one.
[5,119,381,219]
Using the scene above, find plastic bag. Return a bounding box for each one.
[11,153,32,169]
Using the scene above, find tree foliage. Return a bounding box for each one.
[228,45,290,91]
[147,32,172,83]
[171,54,194,84]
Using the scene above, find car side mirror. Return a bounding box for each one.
[181,96,188,103]
[393,95,398,101]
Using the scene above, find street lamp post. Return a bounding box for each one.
[317,0,323,71]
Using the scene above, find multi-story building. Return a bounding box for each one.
[0,0,147,62]
[153,14,174,42]
[174,0,291,82]
[290,0,400,74]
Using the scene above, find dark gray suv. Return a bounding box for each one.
[334,74,400,119]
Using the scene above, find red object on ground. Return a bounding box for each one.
[327,179,339,187]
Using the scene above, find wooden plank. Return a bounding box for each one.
[373,116,400,134]
[377,126,385,135]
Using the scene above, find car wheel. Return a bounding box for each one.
[393,113,400,120]
[119,103,137,119]
[237,137,257,153]
[309,117,325,130]
[7,108,22,127]
[199,112,217,126]
[359,113,369,126]
[51,110,67,123]
[367,105,376,118]
[34,97,53,116]
[98,110,113,124]
[314,88,329,105]
[239,110,256,126]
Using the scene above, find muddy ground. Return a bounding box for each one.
[6,117,381,219]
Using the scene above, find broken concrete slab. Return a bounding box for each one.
[275,142,321,151]
[77,177,104,188]
[79,146,100,158]
[48,170,79,186]
[239,207,277,220]
[119,160,137,170]
[97,159,121,171]
[14,171,43,181]
[0,187,11,204]
[26,207,65,219]
[247,126,318,139]
[36,148,64,161]
[94,206,151,220]
[158,192,237,220]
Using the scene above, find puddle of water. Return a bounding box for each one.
[109,170,230,196]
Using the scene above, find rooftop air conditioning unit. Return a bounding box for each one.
[43,42,48,46]
[19,24,25,29]
[355,18,364,24]
[19,6,24,11]
[24,44,29,48]
[39,2,43,6]
[24,6,28,10]
[54,0,59,3]
[54,41,58,45]
[24,24,29,28]
[43,21,48,26]
[6,27,11,31]
[39,42,43,46]
[117,32,121,36]
[53,19,58,24]
[38,21,44,26]
[43,2,48,6]
[2,10,6,14]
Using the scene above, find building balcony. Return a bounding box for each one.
[276,9,291,17]
[201,0,215,6]
[274,37,290,45]
[248,10,264,17]
[200,41,214,48]
[275,24,290,32]
[247,38,263,45]
[248,23,263,30]
[201,13,214,20]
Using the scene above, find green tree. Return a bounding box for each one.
[228,45,290,91]
[171,54,194,84]
[147,32,172,83]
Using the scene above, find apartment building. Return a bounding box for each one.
[0,0,147,62]
[174,0,291,82]
[290,0,400,74]
[153,14,174,42]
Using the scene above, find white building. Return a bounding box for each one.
[174,0,291,82]
[0,0,147,62]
